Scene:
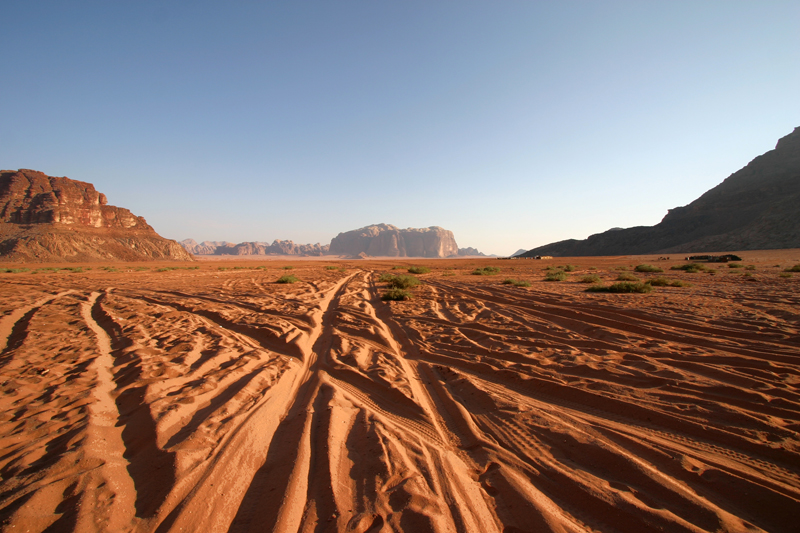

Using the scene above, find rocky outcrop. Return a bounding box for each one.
[329,224,459,258]
[457,247,485,257]
[0,169,192,262]
[181,239,329,256]
[520,127,800,257]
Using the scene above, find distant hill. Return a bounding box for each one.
[0,169,192,262]
[520,127,800,257]
[181,239,328,256]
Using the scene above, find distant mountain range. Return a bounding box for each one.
[520,126,800,257]
[182,224,488,258]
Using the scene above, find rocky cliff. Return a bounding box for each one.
[329,224,459,257]
[0,169,192,262]
[181,238,329,256]
[520,127,800,257]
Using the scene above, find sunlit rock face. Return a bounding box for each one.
[329,223,460,257]
[0,169,192,262]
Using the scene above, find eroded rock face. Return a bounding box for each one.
[329,224,459,257]
[0,169,149,229]
[0,169,192,262]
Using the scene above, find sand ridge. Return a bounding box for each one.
[0,253,798,532]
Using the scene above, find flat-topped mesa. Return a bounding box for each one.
[0,169,151,230]
[329,223,459,257]
[0,169,192,262]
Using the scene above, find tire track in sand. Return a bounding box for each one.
[157,272,358,533]
[78,291,137,532]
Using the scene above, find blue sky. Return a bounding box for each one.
[2,1,799,256]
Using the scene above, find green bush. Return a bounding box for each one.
[378,273,394,282]
[472,266,501,276]
[727,263,743,268]
[785,264,800,272]
[276,274,299,284]
[502,278,531,287]
[779,272,792,278]
[616,272,638,281]
[392,266,403,270]
[325,265,338,270]
[580,274,601,283]
[386,274,420,289]
[671,263,706,273]
[745,265,756,271]
[382,288,412,301]
[634,264,663,273]
[563,264,577,272]
[407,266,430,274]
[588,266,597,271]
[544,270,567,282]
[646,277,692,287]
[0,268,30,273]
[283,266,294,270]
[586,282,653,293]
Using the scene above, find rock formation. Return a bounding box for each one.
[520,126,800,257]
[329,224,459,257]
[180,239,329,256]
[0,169,192,262]
[457,247,486,256]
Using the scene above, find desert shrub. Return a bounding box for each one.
[785,264,800,272]
[563,264,577,272]
[0,268,30,273]
[502,278,531,287]
[134,266,150,271]
[727,263,743,268]
[586,282,653,294]
[218,267,229,271]
[325,265,338,270]
[544,270,567,282]
[386,274,420,289]
[378,273,394,282]
[407,266,430,274]
[276,274,299,284]
[779,272,792,278]
[671,263,706,273]
[646,277,692,287]
[233,266,249,270]
[745,265,756,270]
[614,266,629,271]
[502,278,515,284]
[588,266,597,271]
[616,272,638,281]
[283,266,294,270]
[472,266,501,276]
[392,266,403,270]
[580,274,601,283]
[634,264,663,273]
[382,288,412,301]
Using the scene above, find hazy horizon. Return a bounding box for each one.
[2,2,799,256]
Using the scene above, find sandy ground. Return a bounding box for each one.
[0,251,798,533]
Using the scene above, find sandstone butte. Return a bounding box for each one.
[521,126,800,257]
[329,223,460,258]
[0,169,192,262]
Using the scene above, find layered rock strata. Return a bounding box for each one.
[0,169,192,262]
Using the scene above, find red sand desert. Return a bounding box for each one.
[1,252,799,532]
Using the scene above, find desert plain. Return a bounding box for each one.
[0,252,799,533]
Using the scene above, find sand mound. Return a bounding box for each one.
[0,254,798,532]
